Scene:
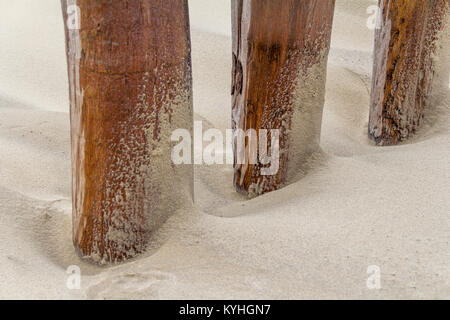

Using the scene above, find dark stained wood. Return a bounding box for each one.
[369,0,449,145]
[61,0,193,264]
[232,0,336,197]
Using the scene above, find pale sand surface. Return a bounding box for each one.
[0,0,448,299]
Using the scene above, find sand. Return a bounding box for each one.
[0,0,449,299]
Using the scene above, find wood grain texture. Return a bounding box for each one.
[61,0,193,264]
[232,0,336,197]
[369,0,449,145]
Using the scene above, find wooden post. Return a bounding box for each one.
[61,0,193,264]
[369,0,449,145]
[232,0,336,197]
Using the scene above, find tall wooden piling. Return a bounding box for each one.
[369,0,449,145]
[232,0,336,197]
[61,0,193,263]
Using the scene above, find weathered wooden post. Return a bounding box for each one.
[369,0,449,145]
[61,0,193,264]
[232,0,336,197]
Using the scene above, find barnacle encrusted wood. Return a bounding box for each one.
[61,0,193,264]
[369,0,449,145]
[231,0,336,197]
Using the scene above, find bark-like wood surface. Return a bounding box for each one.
[61,0,193,264]
[232,0,336,197]
[369,0,449,145]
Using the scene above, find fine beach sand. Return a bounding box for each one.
[0,0,449,299]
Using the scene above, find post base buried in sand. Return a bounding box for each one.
[61,0,193,264]
[369,0,449,145]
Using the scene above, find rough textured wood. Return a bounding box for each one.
[232,0,336,197]
[61,0,193,264]
[369,0,449,145]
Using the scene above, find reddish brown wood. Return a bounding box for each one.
[369,0,449,145]
[61,0,193,264]
[232,0,336,197]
